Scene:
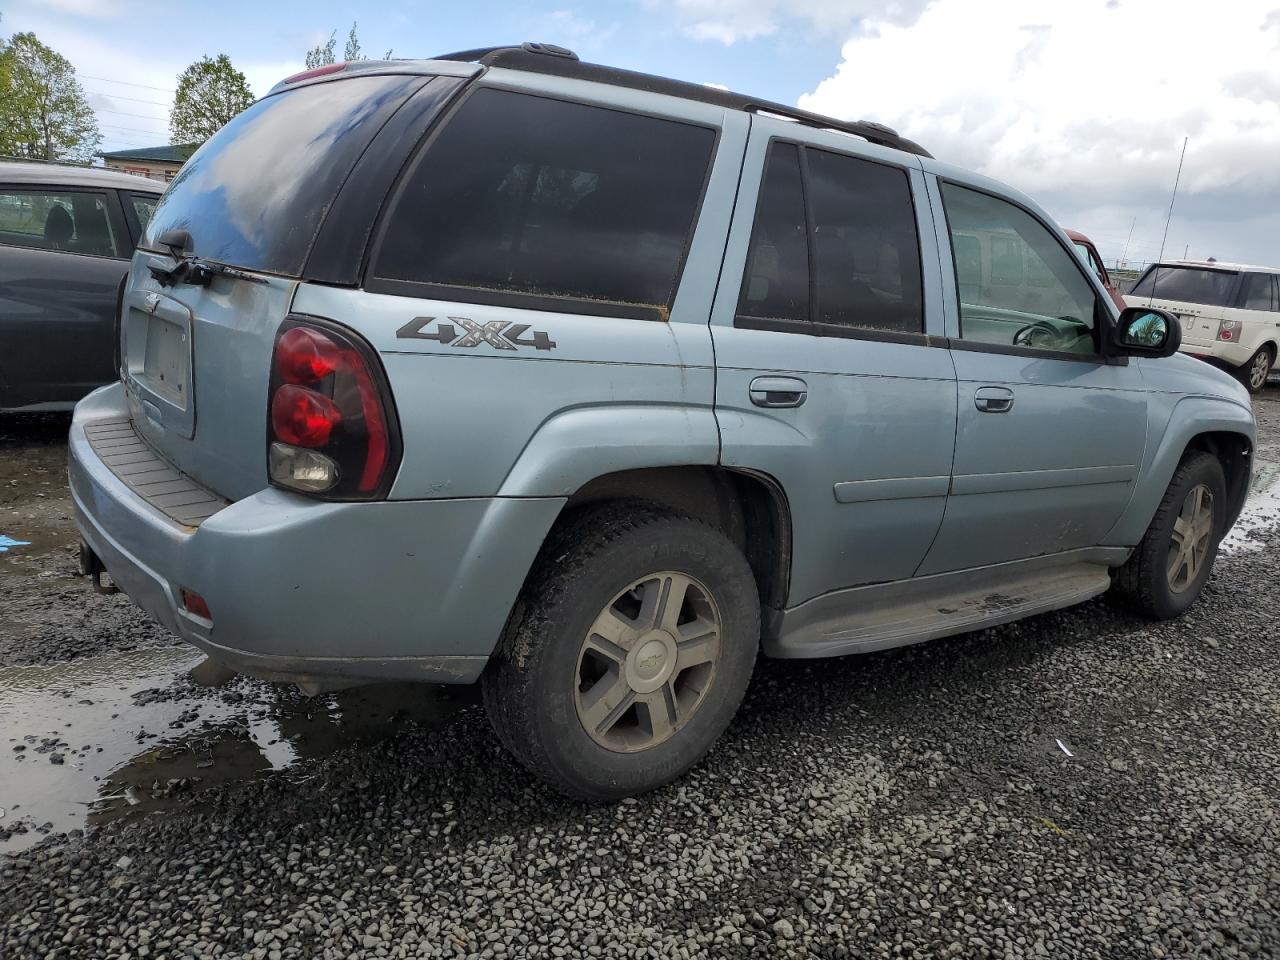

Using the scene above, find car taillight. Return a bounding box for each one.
[1217,319,1241,342]
[267,316,401,500]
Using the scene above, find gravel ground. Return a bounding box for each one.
[1,415,170,668]
[0,394,1277,959]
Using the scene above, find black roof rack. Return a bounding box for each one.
[431,42,932,159]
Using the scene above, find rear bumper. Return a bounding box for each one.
[1178,338,1253,367]
[70,383,565,685]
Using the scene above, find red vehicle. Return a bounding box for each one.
[1065,228,1126,311]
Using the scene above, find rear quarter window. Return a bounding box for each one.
[370,88,717,316]
[142,74,429,276]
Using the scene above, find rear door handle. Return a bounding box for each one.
[974,386,1014,413]
[750,376,807,408]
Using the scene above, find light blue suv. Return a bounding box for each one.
[69,44,1257,799]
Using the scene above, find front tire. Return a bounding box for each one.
[1236,345,1274,394]
[1112,451,1226,619]
[482,503,760,801]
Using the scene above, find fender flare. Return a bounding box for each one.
[1103,394,1256,547]
[496,404,721,498]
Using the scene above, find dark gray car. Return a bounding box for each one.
[0,162,163,412]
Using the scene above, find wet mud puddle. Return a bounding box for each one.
[0,647,476,853]
[1221,459,1280,555]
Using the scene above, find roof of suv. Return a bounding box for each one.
[0,160,165,192]
[274,42,932,159]
[1155,259,1279,274]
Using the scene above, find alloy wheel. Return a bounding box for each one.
[1166,483,1215,593]
[1248,351,1271,391]
[574,572,721,753]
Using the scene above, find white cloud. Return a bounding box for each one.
[798,0,1280,265]
[544,9,619,45]
[656,0,931,46]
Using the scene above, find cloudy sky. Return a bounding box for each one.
[4,0,1278,267]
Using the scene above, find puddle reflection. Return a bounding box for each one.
[1222,460,1280,555]
[0,648,476,853]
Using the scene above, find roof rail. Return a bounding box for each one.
[741,104,930,158]
[433,42,579,64]
[431,42,932,159]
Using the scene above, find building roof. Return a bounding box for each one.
[99,144,198,164]
[0,160,166,191]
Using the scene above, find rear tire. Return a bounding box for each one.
[1236,345,1274,394]
[482,503,760,801]
[1111,451,1226,619]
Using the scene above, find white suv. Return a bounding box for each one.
[1125,261,1280,393]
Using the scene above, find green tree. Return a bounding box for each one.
[169,54,254,144]
[305,30,337,68]
[0,31,101,163]
[344,22,361,62]
[306,22,387,66]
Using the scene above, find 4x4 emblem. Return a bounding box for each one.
[396,316,556,352]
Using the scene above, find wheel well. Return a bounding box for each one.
[563,466,792,610]
[1184,431,1253,527]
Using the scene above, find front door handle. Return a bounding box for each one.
[974,386,1014,413]
[750,376,807,408]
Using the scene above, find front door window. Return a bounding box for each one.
[943,185,1100,356]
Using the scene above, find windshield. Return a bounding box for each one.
[142,74,427,276]
[1129,265,1239,307]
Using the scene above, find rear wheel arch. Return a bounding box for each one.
[553,465,793,612]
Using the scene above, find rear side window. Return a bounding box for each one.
[372,89,716,315]
[143,74,428,276]
[128,194,157,234]
[1240,273,1278,311]
[807,150,923,334]
[737,141,924,336]
[0,189,120,258]
[738,143,808,322]
[1129,265,1239,308]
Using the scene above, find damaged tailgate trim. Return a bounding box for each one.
[83,417,229,527]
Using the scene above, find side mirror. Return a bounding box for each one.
[1114,306,1181,358]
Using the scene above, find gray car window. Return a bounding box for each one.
[738,142,809,323]
[129,194,157,234]
[0,189,120,258]
[1241,273,1276,311]
[806,149,923,334]
[142,74,424,275]
[1128,265,1238,307]
[942,184,1097,355]
[374,89,716,312]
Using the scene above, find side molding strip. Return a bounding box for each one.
[950,464,1136,496]
[833,476,950,503]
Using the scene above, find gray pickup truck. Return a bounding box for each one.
[70,44,1256,799]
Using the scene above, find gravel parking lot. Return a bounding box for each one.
[1,391,1278,959]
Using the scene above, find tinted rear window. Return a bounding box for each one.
[1129,265,1238,308]
[372,89,716,312]
[142,74,425,275]
[807,148,923,334]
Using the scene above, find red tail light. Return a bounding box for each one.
[271,384,341,447]
[276,326,340,384]
[266,317,401,500]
